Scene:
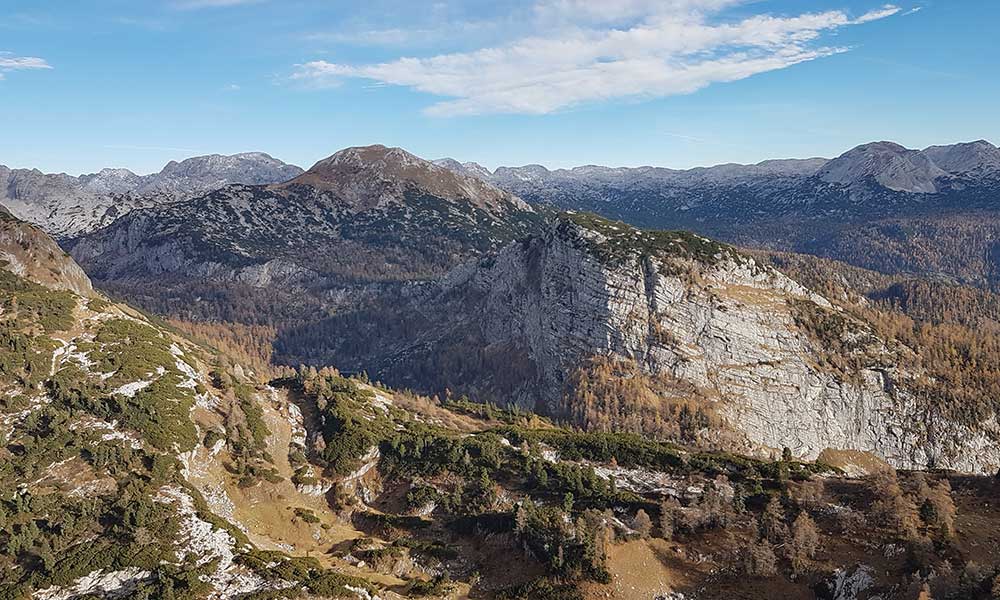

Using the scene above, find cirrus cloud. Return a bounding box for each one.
[0,52,52,80]
[292,2,904,116]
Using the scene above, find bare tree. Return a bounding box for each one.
[868,468,920,539]
[743,540,778,577]
[760,497,789,544]
[632,509,653,538]
[787,512,820,577]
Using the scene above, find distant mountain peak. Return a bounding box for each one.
[288,144,532,214]
[818,140,947,193]
[924,140,1000,176]
[432,158,494,180]
[157,151,303,182]
[308,144,432,175]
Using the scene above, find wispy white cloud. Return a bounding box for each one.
[291,2,904,116]
[661,131,711,143]
[0,52,52,80]
[851,5,903,23]
[532,0,741,25]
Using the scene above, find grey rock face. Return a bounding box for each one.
[923,140,1000,175]
[818,141,947,193]
[414,218,1000,473]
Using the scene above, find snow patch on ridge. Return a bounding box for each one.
[155,485,281,599]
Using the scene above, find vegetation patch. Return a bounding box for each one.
[561,212,741,269]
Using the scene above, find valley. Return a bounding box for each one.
[4,138,1000,600]
[7,0,1000,597]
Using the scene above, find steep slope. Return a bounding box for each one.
[66,145,542,331]
[0,153,303,238]
[0,208,92,296]
[0,217,385,599]
[309,213,1000,474]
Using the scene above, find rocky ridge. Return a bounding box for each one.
[437,139,1000,200]
[0,152,303,237]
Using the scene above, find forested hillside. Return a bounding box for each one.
[6,261,1000,599]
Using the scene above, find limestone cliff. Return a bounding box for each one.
[373,214,1000,473]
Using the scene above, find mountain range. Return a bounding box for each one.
[10,139,1000,290]
[5,140,1000,468]
[10,140,990,476]
[1,152,303,238]
[62,145,541,333]
[437,139,1000,197]
[435,140,1000,289]
[5,141,1000,598]
[9,139,1000,240]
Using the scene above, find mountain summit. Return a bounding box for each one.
[923,139,1000,175]
[817,141,947,193]
[68,144,542,325]
[287,145,532,216]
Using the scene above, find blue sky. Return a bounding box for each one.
[1,0,997,174]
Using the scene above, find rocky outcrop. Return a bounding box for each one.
[0,210,93,295]
[34,567,152,600]
[815,565,876,600]
[376,215,1000,473]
